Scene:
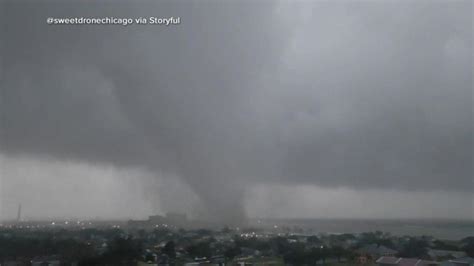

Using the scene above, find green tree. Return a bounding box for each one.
[100,237,141,264]
[224,246,241,259]
[163,241,176,259]
[283,243,311,265]
[187,241,212,258]
[462,237,474,257]
[307,235,321,245]
[399,238,428,258]
[331,246,345,261]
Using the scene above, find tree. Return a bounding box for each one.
[220,227,232,234]
[331,246,345,262]
[224,246,241,259]
[137,229,147,239]
[187,241,212,259]
[163,241,176,259]
[462,237,474,257]
[399,238,428,258]
[432,240,460,251]
[319,246,330,264]
[101,237,141,264]
[307,235,321,245]
[283,243,312,265]
[270,237,291,255]
[234,236,270,252]
[376,238,395,249]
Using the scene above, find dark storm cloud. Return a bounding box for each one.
[1,1,472,221]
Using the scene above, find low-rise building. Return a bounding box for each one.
[440,257,474,266]
[376,256,438,266]
[428,249,467,261]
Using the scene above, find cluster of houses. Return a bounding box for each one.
[1,221,473,266]
[376,256,474,266]
[354,244,474,266]
[133,230,474,266]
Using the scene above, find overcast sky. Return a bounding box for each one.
[1,0,472,222]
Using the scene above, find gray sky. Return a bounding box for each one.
[1,0,472,222]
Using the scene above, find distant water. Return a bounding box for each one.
[254,219,474,240]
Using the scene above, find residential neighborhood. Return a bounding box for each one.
[1,220,473,265]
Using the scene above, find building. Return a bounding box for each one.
[30,256,61,266]
[376,256,438,266]
[357,244,398,259]
[440,257,474,266]
[428,249,467,261]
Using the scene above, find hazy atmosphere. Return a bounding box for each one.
[1,1,472,222]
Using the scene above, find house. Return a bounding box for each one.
[357,244,398,259]
[356,254,369,264]
[376,256,401,265]
[1,261,29,266]
[30,256,61,266]
[376,256,438,266]
[428,249,467,261]
[439,257,474,266]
